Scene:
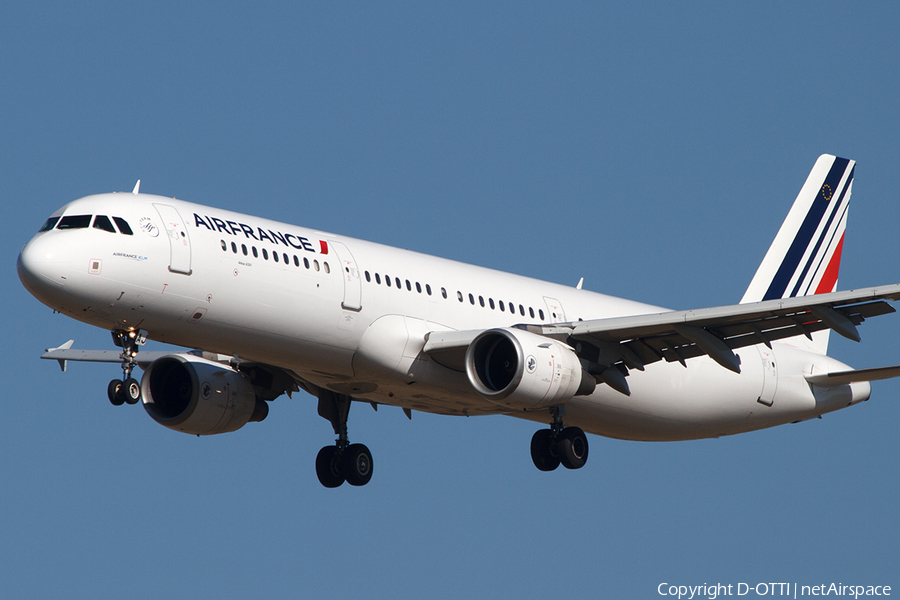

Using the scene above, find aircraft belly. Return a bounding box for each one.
[556,349,817,441]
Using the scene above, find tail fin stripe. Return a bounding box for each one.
[762,157,852,301]
[814,232,845,295]
[789,169,852,297]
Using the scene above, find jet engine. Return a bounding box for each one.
[465,328,595,410]
[141,354,269,435]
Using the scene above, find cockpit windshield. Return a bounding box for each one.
[38,217,60,232]
[92,215,116,233]
[40,214,134,235]
[57,215,92,229]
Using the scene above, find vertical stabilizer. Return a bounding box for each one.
[741,154,855,353]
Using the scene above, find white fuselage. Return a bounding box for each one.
[18,193,868,442]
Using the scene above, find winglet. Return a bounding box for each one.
[132,180,141,195]
[46,339,75,371]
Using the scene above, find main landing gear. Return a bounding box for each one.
[315,390,373,488]
[530,406,589,472]
[107,329,147,407]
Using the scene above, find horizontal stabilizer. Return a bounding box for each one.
[42,347,177,367]
[806,365,900,387]
[41,343,234,369]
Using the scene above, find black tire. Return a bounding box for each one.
[108,379,125,406]
[123,378,141,404]
[530,429,560,472]
[343,443,373,487]
[557,426,589,470]
[315,446,345,488]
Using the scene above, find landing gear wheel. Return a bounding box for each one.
[530,429,560,471]
[315,446,345,488]
[123,378,141,405]
[343,443,373,486]
[557,426,589,470]
[108,379,125,406]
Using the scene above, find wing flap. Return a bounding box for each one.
[563,284,900,372]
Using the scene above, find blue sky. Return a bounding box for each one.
[3,3,899,598]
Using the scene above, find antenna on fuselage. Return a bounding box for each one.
[132,180,141,195]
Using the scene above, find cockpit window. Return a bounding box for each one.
[112,217,133,235]
[39,217,60,232]
[92,215,117,233]
[57,215,92,230]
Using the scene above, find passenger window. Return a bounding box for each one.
[529,307,535,318]
[283,253,289,264]
[242,244,248,256]
[253,247,258,258]
[304,257,310,269]
[221,240,227,251]
[499,300,505,312]
[57,215,92,229]
[539,309,545,320]
[375,273,381,284]
[469,293,475,305]
[112,217,133,235]
[519,304,525,316]
[441,287,447,299]
[426,284,432,296]
[314,260,320,271]
[263,249,269,260]
[231,242,238,253]
[39,217,60,232]
[293,255,300,267]
[92,215,116,233]
[386,275,391,287]
[457,291,463,302]
[489,298,495,309]
[416,282,422,293]
[406,280,411,291]
[273,252,279,263]
[395,277,401,288]
[479,296,485,307]
[365,271,371,282]
[324,262,330,274]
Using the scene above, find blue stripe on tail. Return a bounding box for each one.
[762,157,851,301]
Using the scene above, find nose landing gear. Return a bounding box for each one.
[530,405,589,472]
[106,329,147,406]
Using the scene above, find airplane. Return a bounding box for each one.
[17,154,900,488]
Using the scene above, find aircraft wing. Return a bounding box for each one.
[423,284,900,380]
[554,284,900,374]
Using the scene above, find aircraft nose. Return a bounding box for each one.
[17,233,71,301]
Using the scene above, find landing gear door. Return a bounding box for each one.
[543,297,566,323]
[153,204,192,275]
[329,241,362,311]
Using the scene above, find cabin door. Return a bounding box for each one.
[154,204,192,275]
[329,241,362,311]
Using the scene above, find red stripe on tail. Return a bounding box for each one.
[815,233,844,294]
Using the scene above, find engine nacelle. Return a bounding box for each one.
[141,354,268,435]
[465,328,595,410]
